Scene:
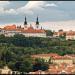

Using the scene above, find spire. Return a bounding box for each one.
[24,16,27,25]
[36,16,39,28]
[36,16,39,25]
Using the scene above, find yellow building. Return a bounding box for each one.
[52,56,73,64]
[0,66,12,74]
[31,53,73,64]
[31,53,59,62]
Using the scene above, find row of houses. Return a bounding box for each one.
[0,53,75,74]
[0,66,20,74]
[31,53,75,64]
[53,30,75,40]
[30,53,75,74]
[29,63,75,74]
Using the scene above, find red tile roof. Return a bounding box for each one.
[66,31,75,36]
[52,56,71,60]
[31,53,59,58]
[22,26,45,33]
[48,63,75,74]
[3,25,45,33]
[4,25,16,30]
[54,31,66,36]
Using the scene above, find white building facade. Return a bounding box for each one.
[0,16,46,37]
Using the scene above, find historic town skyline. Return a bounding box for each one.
[0,1,75,31]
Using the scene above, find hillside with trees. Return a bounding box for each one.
[0,34,75,72]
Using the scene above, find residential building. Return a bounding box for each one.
[31,53,73,64]
[31,53,59,62]
[52,55,73,64]
[29,63,75,74]
[66,30,75,40]
[53,29,66,37]
[53,30,75,40]
[0,66,12,74]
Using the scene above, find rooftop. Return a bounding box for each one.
[1,25,46,33]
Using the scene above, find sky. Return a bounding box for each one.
[0,1,75,31]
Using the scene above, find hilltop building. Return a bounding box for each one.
[31,53,73,64]
[53,30,66,37]
[0,16,46,37]
[66,30,75,40]
[53,30,75,40]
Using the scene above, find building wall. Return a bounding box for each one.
[0,30,46,37]
[53,34,59,37]
[52,59,73,64]
[21,33,46,37]
[32,57,51,62]
[66,36,75,40]
[39,57,51,62]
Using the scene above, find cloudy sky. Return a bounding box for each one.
[0,1,75,31]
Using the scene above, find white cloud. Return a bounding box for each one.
[0,1,46,15]
[17,1,58,15]
[17,6,33,15]
[0,1,11,15]
[41,20,75,31]
[5,9,17,15]
[0,7,18,15]
[0,1,10,7]
[0,7,5,14]
[24,1,45,10]
[0,1,17,15]
[0,1,58,15]
[17,1,46,15]
[45,3,57,7]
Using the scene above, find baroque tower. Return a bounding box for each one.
[36,16,39,28]
[24,16,27,28]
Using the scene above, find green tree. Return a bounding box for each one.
[14,58,33,72]
[33,58,49,71]
[46,30,53,36]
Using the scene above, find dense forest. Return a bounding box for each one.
[0,34,75,72]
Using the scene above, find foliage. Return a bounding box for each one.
[0,34,74,72]
[33,58,49,71]
[45,30,53,36]
[14,58,33,72]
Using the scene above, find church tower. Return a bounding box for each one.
[24,16,27,28]
[36,16,39,29]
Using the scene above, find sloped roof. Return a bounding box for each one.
[3,25,46,33]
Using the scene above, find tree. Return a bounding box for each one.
[0,61,6,68]
[33,58,49,71]
[7,61,16,71]
[11,34,26,46]
[1,49,13,63]
[45,30,53,36]
[14,58,33,73]
[0,34,6,43]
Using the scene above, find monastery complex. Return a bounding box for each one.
[0,16,46,37]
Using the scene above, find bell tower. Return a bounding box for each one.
[24,16,27,28]
[36,16,39,29]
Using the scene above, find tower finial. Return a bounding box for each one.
[36,16,39,28]
[36,16,39,25]
[24,16,27,25]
